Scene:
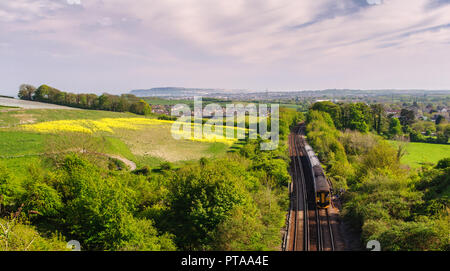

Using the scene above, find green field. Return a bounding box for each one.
[0,108,139,127]
[0,108,236,170]
[0,105,19,109]
[390,141,450,168]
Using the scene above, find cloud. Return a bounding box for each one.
[67,0,81,5]
[0,0,449,93]
[366,0,382,5]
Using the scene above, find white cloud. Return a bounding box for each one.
[0,0,449,92]
[67,0,82,5]
[367,0,382,5]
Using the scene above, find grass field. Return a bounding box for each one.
[0,108,238,169]
[390,141,450,168]
[0,105,19,109]
[0,108,138,127]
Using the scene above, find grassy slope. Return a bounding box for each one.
[0,109,138,127]
[0,108,233,169]
[390,141,450,167]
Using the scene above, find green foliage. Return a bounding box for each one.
[436,158,450,169]
[215,204,265,250]
[306,108,449,251]
[130,99,152,115]
[310,101,342,128]
[0,163,22,212]
[0,103,298,251]
[358,141,401,177]
[362,218,449,251]
[306,110,352,192]
[53,155,174,250]
[0,217,68,251]
[388,118,402,138]
[108,157,129,171]
[20,84,152,115]
[399,109,416,128]
[165,160,249,249]
[311,101,374,133]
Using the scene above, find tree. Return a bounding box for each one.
[18,84,36,100]
[388,118,402,138]
[340,103,372,133]
[130,100,152,115]
[310,101,342,129]
[371,104,385,134]
[399,109,415,129]
[166,162,247,250]
[436,158,450,169]
[436,132,448,144]
[435,115,445,125]
[33,85,52,102]
[56,155,174,250]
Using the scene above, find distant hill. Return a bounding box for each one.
[131,87,222,97]
[130,87,252,97]
[130,87,450,100]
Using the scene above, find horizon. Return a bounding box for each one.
[3,86,450,98]
[1,0,450,96]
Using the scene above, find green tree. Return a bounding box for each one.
[388,118,402,138]
[311,101,342,129]
[33,85,51,101]
[435,115,446,125]
[399,109,415,129]
[130,100,152,115]
[166,162,248,250]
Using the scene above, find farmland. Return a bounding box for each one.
[0,107,237,169]
[0,100,299,251]
[390,141,450,168]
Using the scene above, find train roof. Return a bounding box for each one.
[315,175,330,191]
[312,165,324,177]
[304,143,321,167]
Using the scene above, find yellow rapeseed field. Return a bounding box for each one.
[21,117,250,145]
[22,118,171,134]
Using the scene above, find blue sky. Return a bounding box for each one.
[1,0,450,96]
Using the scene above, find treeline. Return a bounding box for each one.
[306,108,449,251]
[0,108,303,251]
[18,84,152,115]
[311,101,449,144]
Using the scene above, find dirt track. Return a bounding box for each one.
[108,154,137,171]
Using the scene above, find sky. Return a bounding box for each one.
[1,0,450,96]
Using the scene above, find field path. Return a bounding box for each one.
[107,154,137,171]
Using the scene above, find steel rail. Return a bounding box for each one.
[326,208,335,251]
[293,127,309,251]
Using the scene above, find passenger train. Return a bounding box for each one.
[303,144,331,208]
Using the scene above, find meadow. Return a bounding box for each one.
[390,140,450,168]
[0,108,240,169]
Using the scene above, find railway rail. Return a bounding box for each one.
[284,124,335,251]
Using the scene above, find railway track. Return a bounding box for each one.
[284,124,335,251]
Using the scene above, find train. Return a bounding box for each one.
[303,143,332,209]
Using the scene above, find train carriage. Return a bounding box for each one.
[313,165,331,208]
[304,143,331,209]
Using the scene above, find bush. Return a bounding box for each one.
[436,158,450,169]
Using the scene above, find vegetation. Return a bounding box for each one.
[18,84,152,115]
[310,101,449,144]
[305,106,449,251]
[0,109,239,169]
[390,141,450,168]
[0,104,302,251]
